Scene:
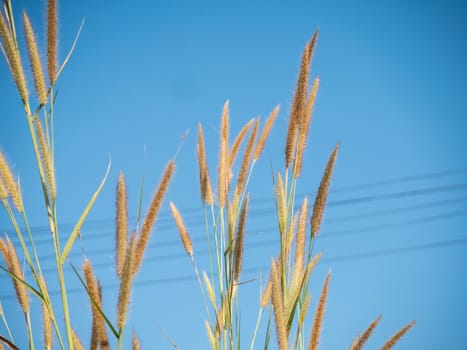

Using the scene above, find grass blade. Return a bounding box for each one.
[61,160,110,263]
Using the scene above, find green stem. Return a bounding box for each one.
[25,312,34,350]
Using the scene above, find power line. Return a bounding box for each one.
[33,207,467,272]
[2,167,467,238]
[1,236,466,300]
[31,195,467,264]
[5,181,467,249]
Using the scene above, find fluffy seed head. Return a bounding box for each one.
[233,194,249,281]
[294,77,320,178]
[380,320,416,350]
[203,271,216,308]
[71,329,85,350]
[170,202,193,256]
[133,161,175,274]
[0,11,28,102]
[308,272,330,350]
[290,40,313,127]
[260,278,272,308]
[197,124,214,205]
[132,330,141,350]
[118,233,135,329]
[83,259,108,349]
[35,117,56,200]
[217,139,228,207]
[254,105,279,161]
[23,12,47,105]
[39,277,53,350]
[0,151,23,211]
[310,144,338,236]
[5,238,29,313]
[292,197,308,285]
[47,0,57,83]
[276,173,287,235]
[354,315,382,350]
[0,178,7,199]
[229,118,254,168]
[270,259,288,350]
[116,171,128,278]
[236,119,258,196]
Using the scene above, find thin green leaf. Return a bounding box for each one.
[54,18,85,84]
[70,263,119,338]
[0,265,42,300]
[61,160,110,263]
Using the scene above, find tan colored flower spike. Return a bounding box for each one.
[116,172,128,278]
[350,315,382,350]
[197,124,214,205]
[310,143,339,236]
[232,194,249,281]
[254,105,279,161]
[0,11,28,102]
[0,152,23,211]
[23,12,47,105]
[47,0,57,83]
[308,272,330,350]
[380,320,416,350]
[170,201,193,256]
[83,259,109,349]
[133,160,175,274]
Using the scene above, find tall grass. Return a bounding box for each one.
[0,0,415,349]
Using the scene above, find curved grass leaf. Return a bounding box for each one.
[61,160,110,263]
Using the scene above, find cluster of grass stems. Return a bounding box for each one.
[0,0,415,349]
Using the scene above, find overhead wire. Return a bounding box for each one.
[1,235,466,300]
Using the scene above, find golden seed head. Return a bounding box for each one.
[133,161,175,275]
[0,11,29,102]
[276,173,287,235]
[221,100,230,148]
[310,144,338,236]
[170,202,193,256]
[260,278,272,308]
[294,77,320,178]
[236,119,258,196]
[233,194,249,281]
[132,330,141,350]
[0,178,7,199]
[39,277,53,350]
[118,233,135,330]
[292,197,308,284]
[203,271,216,308]
[205,320,216,349]
[23,12,47,105]
[291,41,312,126]
[217,139,228,208]
[197,124,214,205]
[47,0,57,83]
[380,320,416,350]
[83,259,109,348]
[270,258,288,350]
[354,315,382,350]
[6,238,29,313]
[309,272,330,350]
[254,105,279,161]
[35,117,56,200]
[71,328,85,350]
[0,151,23,211]
[285,114,297,169]
[229,118,254,168]
[116,171,128,278]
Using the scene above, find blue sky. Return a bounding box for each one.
[0,0,466,348]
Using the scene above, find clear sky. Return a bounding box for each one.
[0,0,466,349]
